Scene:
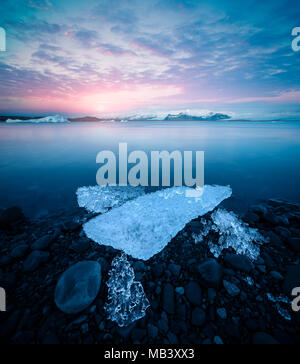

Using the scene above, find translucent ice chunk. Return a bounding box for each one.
[105,254,150,327]
[83,185,232,260]
[208,209,265,261]
[77,185,146,214]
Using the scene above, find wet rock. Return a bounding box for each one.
[163,283,175,315]
[11,244,29,259]
[153,263,164,278]
[252,332,279,345]
[158,312,168,333]
[55,261,101,314]
[192,308,206,327]
[213,336,224,345]
[13,331,34,344]
[197,259,223,288]
[148,324,158,338]
[23,251,50,272]
[270,271,284,281]
[175,287,184,295]
[70,239,90,254]
[0,207,25,229]
[217,308,227,320]
[131,328,146,343]
[0,311,20,338]
[223,280,240,297]
[133,261,146,272]
[185,282,202,306]
[288,238,300,253]
[283,265,300,296]
[32,235,53,250]
[169,263,181,277]
[224,254,254,273]
[167,332,179,344]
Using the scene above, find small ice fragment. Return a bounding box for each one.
[208,209,265,261]
[105,254,150,327]
[77,185,146,214]
[83,185,232,260]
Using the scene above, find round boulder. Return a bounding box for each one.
[55,261,101,314]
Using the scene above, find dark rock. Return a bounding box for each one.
[185,282,202,306]
[133,261,146,272]
[169,263,181,277]
[148,324,158,338]
[283,265,300,296]
[42,332,60,345]
[224,254,254,273]
[13,331,35,344]
[158,312,168,333]
[153,263,164,278]
[270,271,284,281]
[223,280,240,297]
[163,283,175,315]
[167,332,179,344]
[192,308,206,327]
[32,235,53,250]
[131,328,146,343]
[0,207,25,229]
[244,211,260,225]
[70,239,90,253]
[0,311,20,338]
[288,238,300,253]
[55,261,102,314]
[252,332,279,345]
[23,251,50,272]
[11,244,29,259]
[197,259,223,288]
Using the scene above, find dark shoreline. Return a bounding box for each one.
[0,199,299,344]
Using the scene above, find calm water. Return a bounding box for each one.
[0,121,299,218]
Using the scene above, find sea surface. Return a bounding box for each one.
[0,121,299,218]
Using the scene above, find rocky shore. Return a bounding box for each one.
[0,199,299,344]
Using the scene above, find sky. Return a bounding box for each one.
[0,0,299,119]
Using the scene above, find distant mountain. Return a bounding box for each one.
[164,112,231,121]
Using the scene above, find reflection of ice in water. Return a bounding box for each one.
[82,185,232,260]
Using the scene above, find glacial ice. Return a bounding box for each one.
[209,209,265,261]
[83,185,232,260]
[77,185,146,214]
[105,254,150,327]
[6,115,69,123]
[194,209,265,261]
